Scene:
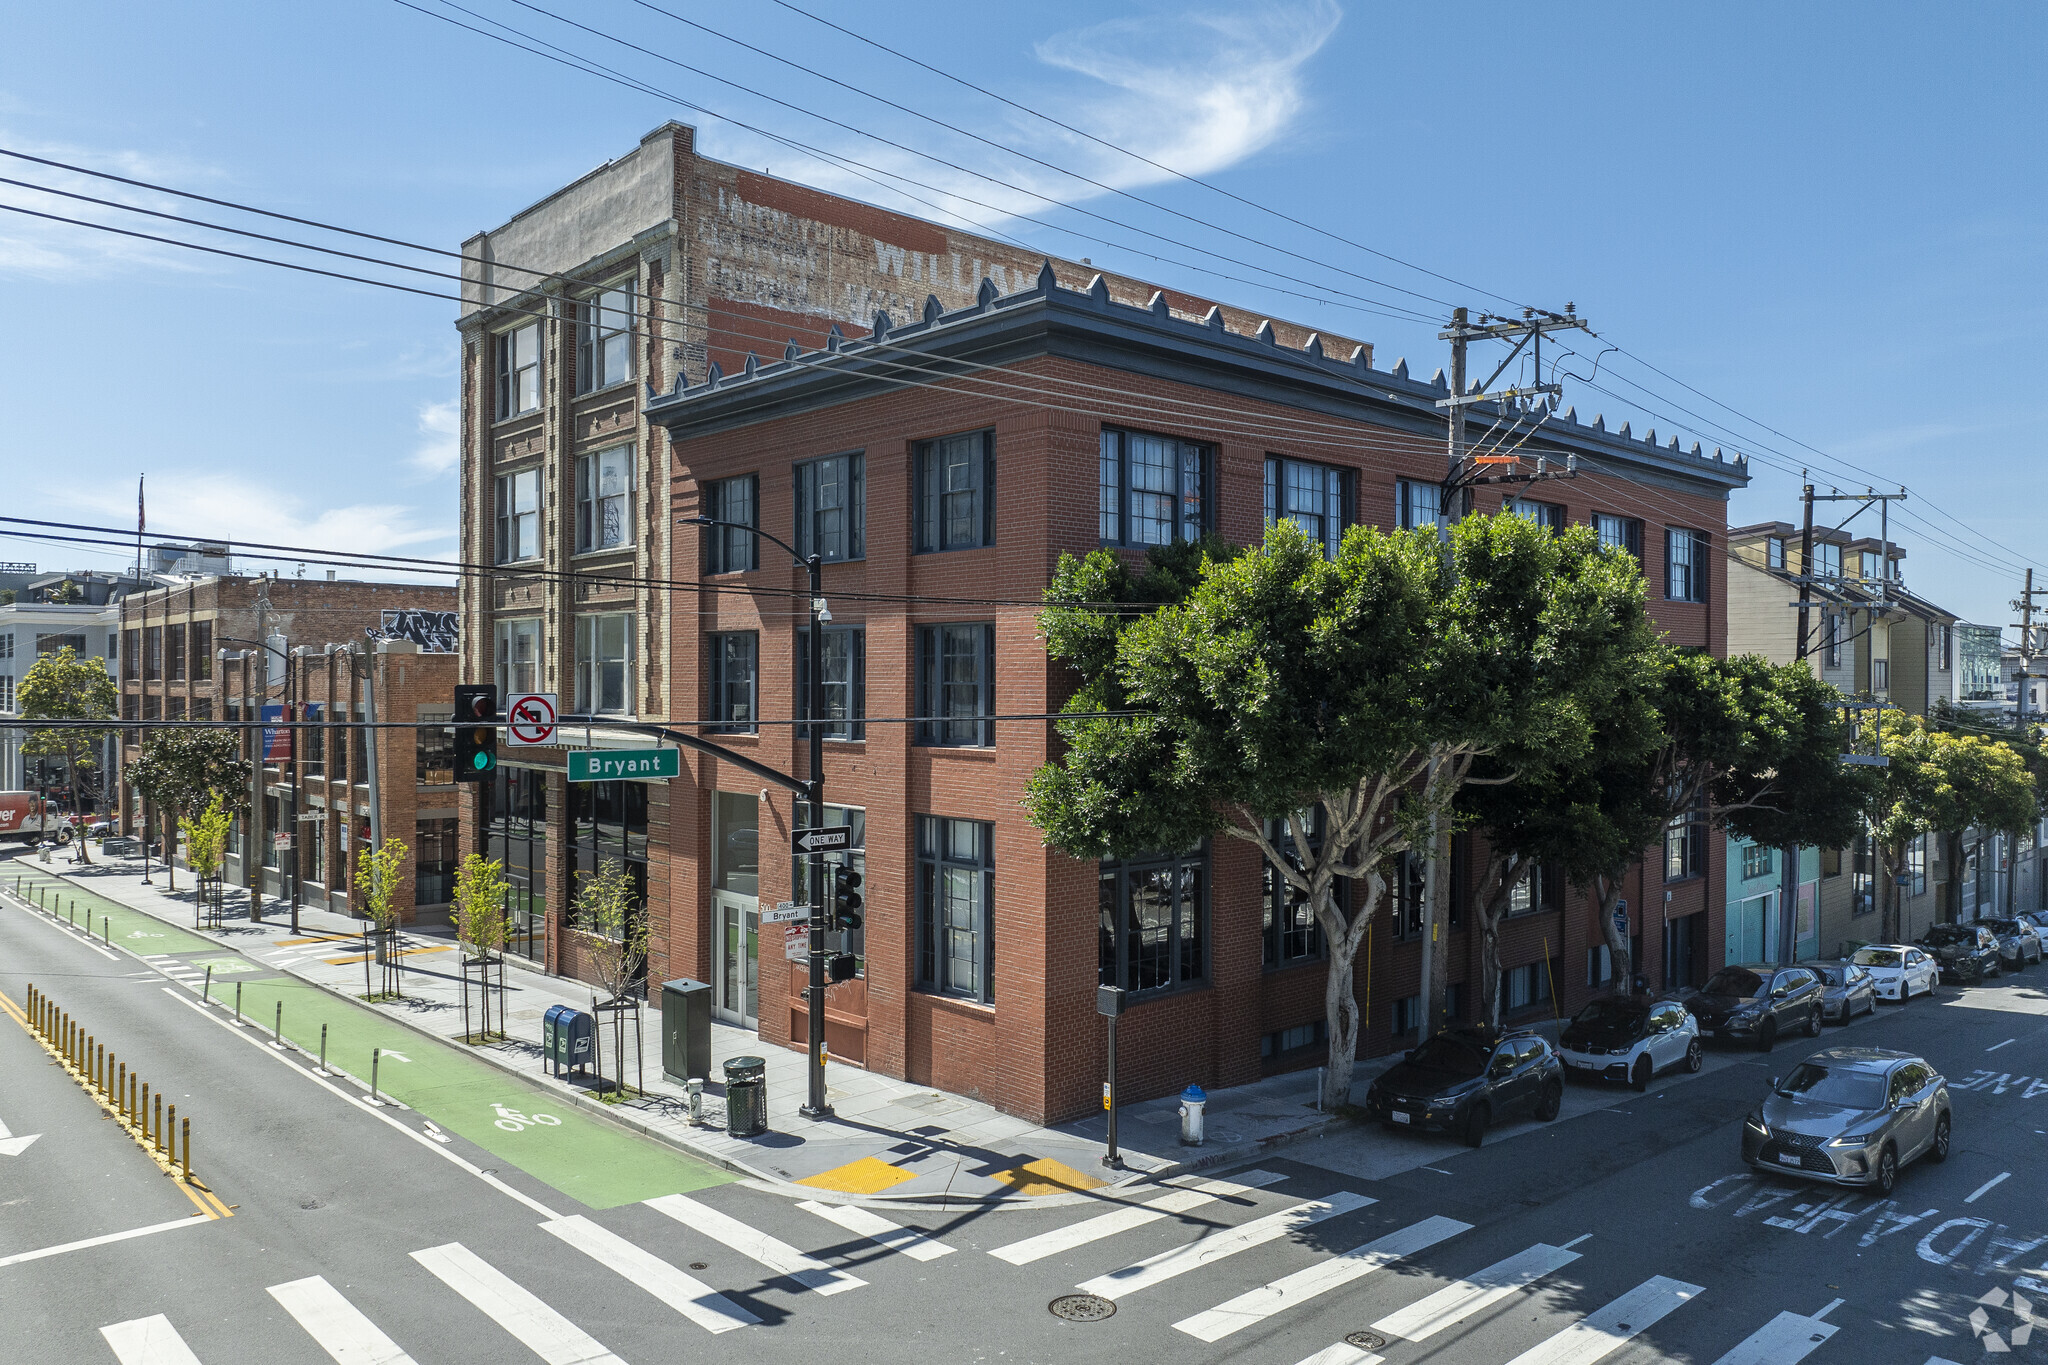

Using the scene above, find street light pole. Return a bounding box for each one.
[693,515,834,1119]
[218,634,292,928]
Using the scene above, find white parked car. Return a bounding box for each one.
[1557,996,1703,1090]
[1850,944,1940,1002]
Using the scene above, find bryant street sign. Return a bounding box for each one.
[567,748,680,782]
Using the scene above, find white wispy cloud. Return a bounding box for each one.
[0,133,228,279]
[408,400,461,479]
[699,0,1341,235]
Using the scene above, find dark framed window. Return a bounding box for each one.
[915,430,995,552]
[1742,842,1774,880]
[1823,611,1843,669]
[795,453,864,563]
[797,626,864,740]
[576,445,634,553]
[1395,478,1438,531]
[1100,429,1209,546]
[143,627,161,681]
[1502,958,1556,1013]
[1666,527,1709,603]
[703,475,758,573]
[302,701,324,776]
[1665,805,1709,881]
[576,282,634,394]
[1908,834,1927,897]
[191,621,212,680]
[416,707,455,784]
[568,778,648,941]
[917,816,994,1003]
[1262,816,1331,967]
[166,623,186,682]
[1507,861,1562,916]
[1506,498,1564,532]
[485,765,548,961]
[495,469,541,564]
[707,632,758,734]
[1594,514,1643,560]
[1261,1019,1326,1060]
[916,624,994,747]
[1391,849,1428,939]
[1264,457,1350,557]
[415,817,459,906]
[1852,830,1876,915]
[122,629,138,680]
[1099,844,1208,997]
[496,322,541,419]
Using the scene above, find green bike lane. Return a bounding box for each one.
[5,863,733,1212]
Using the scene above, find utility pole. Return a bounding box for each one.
[1427,304,1588,1032]
[2006,570,2046,917]
[1781,477,1817,967]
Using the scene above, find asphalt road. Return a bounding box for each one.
[6,848,2046,1364]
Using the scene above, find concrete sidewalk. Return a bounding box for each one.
[15,847,1354,1206]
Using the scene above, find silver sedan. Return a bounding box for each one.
[1800,959,1878,1022]
[1741,1047,1950,1195]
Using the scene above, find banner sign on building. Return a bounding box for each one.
[374,610,458,653]
[261,704,292,762]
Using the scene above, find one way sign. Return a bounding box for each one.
[791,825,852,854]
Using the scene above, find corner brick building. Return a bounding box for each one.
[456,122,1747,1123]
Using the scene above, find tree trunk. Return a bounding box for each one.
[1320,932,1362,1110]
[1943,831,1964,924]
[66,743,91,865]
[1594,871,1633,995]
[164,810,177,892]
[1475,850,1521,1028]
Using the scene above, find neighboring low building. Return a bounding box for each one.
[0,600,124,806]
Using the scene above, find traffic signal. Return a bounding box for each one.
[830,866,863,932]
[454,684,498,782]
[827,953,858,984]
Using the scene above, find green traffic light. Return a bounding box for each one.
[473,752,491,770]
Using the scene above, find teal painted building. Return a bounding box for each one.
[1725,838,1821,965]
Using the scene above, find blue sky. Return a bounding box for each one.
[2,1,2040,627]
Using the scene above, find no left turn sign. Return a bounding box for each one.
[505,692,558,747]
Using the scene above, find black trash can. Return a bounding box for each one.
[724,1055,767,1138]
[660,979,712,1085]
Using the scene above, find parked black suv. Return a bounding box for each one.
[1363,1026,1564,1148]
[1917,923,2002,984]
[1685,964,1825,1051]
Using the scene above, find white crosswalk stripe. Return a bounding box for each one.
[411,1243,626,1364]
[101,1315,205,1365]
[267,1276,418,1365]
[988,1170,1288,1265]
[1289,1345,1383,1365]
[1174,1213,1471,1341]
[647,1193,866,1295]
[1708,1309,1839,1365]
[540,1215,758,1333]
[1373,1240,1586,1343]
[1503,1275,1703,1365]
[1078,1191,1375,1301]
[799,1201,954,1261]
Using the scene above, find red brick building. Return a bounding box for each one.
[639,268,1748,1123]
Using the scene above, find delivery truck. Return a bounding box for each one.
[0,792,71,844]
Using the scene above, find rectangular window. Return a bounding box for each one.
[1823,611,1843,669]
[917,816,994,1003]
[576,445,634,553]
[1100,429,1209,547]
[1391,849,1427,938]
[191,697,211,721]
[191,621,211,680]
[143,627,161,681]
[1742,842,1774,880]
[1852,831,1875,915]
[1767,537,1785,570]
[1813,542,1842,581]
[575,614,633,716]
[166,695,186,723]
[415,817,460,906]
[1503,959,1555,1012]
[302,701,323,776]
[166,623,186,682]
[707,632,758,734]
[495,469,541,564]
[1395,478,1438,531]
[797,626,864,740]
[703,475,758,573]
[122,629,138,680]
[494,618,541,697]
[1260,1019,1327,1059]
[1507,862,1560,917]
[576,282,634,394]
[1100,844,1207,996]
[1587,944,1613,987]
[1666,527,1708,602]
[1505,497,1564,532]
[496,322,541,418]
[1594,514,1644,560]
[568,779,649,939]
[1908,835,1927,897]
[416,707,455,784]
[486,765,549,961]
[795,453,865,563]
[1872,657,1890,693]
[0,676,12,711]
[0,633,11,662]
[1264,456,1350,558]
[1261,816,1328,967]
[1665,806,1708,881]
[915,430,995,552]
[916,624,995,747]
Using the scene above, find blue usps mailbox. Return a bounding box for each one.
[543,1004,595,1079]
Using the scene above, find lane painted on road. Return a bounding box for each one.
[6,865,217,956]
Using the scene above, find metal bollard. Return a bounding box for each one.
[370,1048,381,1104]
[116,1060,125,1116]
[154,1093,163,1153]
[203,966,212,1003]
[233,982,243,1026]
[317,1023,329,1075]
[273,1000,284,1049]
[102,916,109,945]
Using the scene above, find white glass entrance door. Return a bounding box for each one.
[713,890,759,1026]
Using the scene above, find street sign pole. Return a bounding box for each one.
[802,548,832,1119]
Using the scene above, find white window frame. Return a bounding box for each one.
[495,469,541,564]
[1666,527,1708,603]
[575,613,633,716]
[495,618,541,697]
[496,322,542,419]
[576,280,634,394]
[576,445,635,554]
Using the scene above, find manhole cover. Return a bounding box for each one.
[1344,1331,1388,1350]
[1049,1294,1116,1322]
[690,1262,709,1270]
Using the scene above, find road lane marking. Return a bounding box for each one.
[541,1215,758,1334]
[646,1193,866,1295]
[268,1276,418,1365]
[1374,1240,1585,1342]
[989,1170,1286,1265]
[1175,1214,1470,1341]
[799,1200,955,1261]
[1078,1192,1375,1301]
[101,1314,205,1365]
[1967,1172,2011,1203]
[0,1214,212,1269]
[1289,1345,1383,1365]
[412,1242,626,1364]
[1989,1039,2016,1052]
[1503,1275,1703,1365]
[1707,1306,1839,1364]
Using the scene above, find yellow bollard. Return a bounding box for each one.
[181,1117,190,1182]
[94,1042,104,1094]
[166,1104,175,1160]
[153,1093,163,1153]
[115,1059,124,1116]
[141,1082,150,1135]
[128,1073,137,1125]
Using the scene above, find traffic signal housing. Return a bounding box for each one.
[454,684,498,782]
[830,866,863,933]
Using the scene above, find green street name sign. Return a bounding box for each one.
[567,748,680,782]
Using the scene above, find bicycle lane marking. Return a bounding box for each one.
[219,977,732,1209]
[5,868,216,956]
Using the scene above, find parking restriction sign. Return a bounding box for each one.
[505,693,558,747]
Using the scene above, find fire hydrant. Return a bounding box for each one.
[1178,1084,1207,1147]
[687,1077,704,1125]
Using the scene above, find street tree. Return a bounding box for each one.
[124,727,248,892]
[1027,513,1655,1109]
[573,859,647,1096]
[1873,711,2035,936]
[17,645,118,865]
[353,836,412,999]
[452,853,513,1040]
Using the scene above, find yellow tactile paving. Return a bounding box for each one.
[796,1156,918,1194]
[320,944,456,966]
[986,1157,1107,1197]
[275,934,359,946]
